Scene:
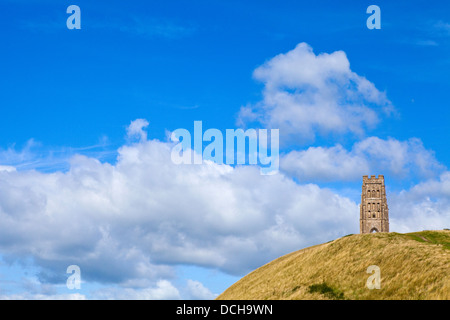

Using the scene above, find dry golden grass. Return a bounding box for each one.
[217,230,450,300]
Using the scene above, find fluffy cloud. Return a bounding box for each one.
[0,292,86,300]
[0,123,359,291]
[281,137,444,182]
[238,43,392,144]
[126,118,150,142]
[389,172,450,232]
[92,280,181,300]
[281,144,368,182]
[186,279,217,300]
[0,165,15,172]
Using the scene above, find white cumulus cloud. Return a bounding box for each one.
[126,118,150,142]
[238,42,393,144]
[186,279,217,300]
[92,280,181,300]
[281,137,444,182]
[389,172,450,232]
[0,121,359,290]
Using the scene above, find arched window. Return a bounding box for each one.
[368,190,371,198]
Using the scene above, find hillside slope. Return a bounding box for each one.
[217,230,449,300]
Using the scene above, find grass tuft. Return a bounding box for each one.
[308,283,344,300]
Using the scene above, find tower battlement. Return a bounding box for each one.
[360,175,389,233]
[363,175,384,182]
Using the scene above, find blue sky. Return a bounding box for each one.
[0,0,449,299]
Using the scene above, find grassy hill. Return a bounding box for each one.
[217,230,450,300]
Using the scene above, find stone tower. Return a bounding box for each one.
[360,175,389,233]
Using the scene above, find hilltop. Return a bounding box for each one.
[217,230,450,300]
